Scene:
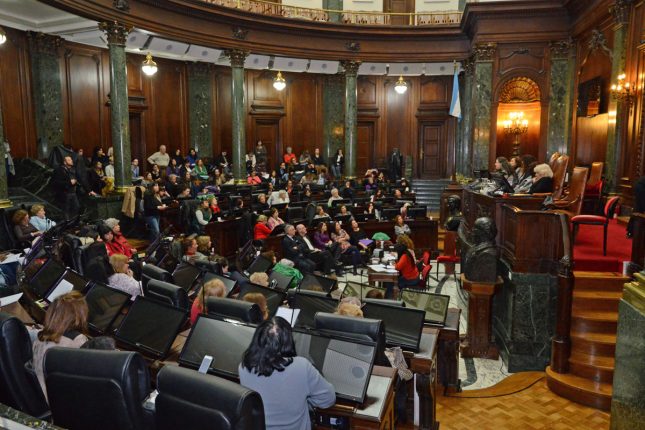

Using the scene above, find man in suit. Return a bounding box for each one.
[295,224,339,276]
[51,155,95,220]
[282,224,316,273]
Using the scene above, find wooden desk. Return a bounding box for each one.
[315,366,396,430]
[367,267,399,288]
[405,328,439,430]
[360,219,438,252]
[205,218,242,259]
[437,308,461,393]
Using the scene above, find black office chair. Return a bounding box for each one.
[314,312,388,366]
[44,348,153,430]
[141,264,174,294]
[147,279,189,311]
[156,365,265,430]
[0,313,50,419]
[206,298,263,324]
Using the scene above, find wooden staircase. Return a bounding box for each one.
[546,271,629,411]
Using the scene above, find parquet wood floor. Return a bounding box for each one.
[400,373,610,430]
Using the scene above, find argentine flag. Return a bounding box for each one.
[449,67,461,120]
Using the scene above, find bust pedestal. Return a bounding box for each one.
[460,274,502,359]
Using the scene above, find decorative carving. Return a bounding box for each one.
[232,26,248,40]
[345,41,361,52]
[472,43,497,62]
[588,29,613,59]
[609,0,633,26]
[499,76,541,103]
[511,48,529,55]
[99,21,131,46]
[225,49,248,68]
[26,32,62,54]
[462,57,475,76]
[340,60,361,76]
[113,0,130,12]
[549,39,573,59]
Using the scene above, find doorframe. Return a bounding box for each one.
[357,118,378,173]
[251,113,284,171]
[416,113,456,179]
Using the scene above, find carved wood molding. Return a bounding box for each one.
[549,39,574,60]
[472,43,497,62]
[99,21,131,45]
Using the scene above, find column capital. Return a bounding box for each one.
[27,32,62,54]
[463,57,475,76]
[340,60,361,76]
[225,49,249,68]
[472,43,497,62]
[609,0,633,27]
[549,39,574,60]
[99,21,131,46]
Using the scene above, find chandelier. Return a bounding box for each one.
[503,112,528,156]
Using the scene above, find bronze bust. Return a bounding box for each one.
[463,217,499,283]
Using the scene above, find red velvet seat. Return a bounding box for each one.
[435,231,460,286]
[571,196,620,256]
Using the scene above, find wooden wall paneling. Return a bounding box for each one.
[575,114,609,165]
[0,28,36,159]
[214,69,232,157]
[285,74,322,158]
[384,77,414,172]
[357,121,375,173]
[124,53,148,171]
[61,43,106,155]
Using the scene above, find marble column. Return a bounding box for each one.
[605,0,633,192]
[0,100,12,209]
[458,58,474,177]
[27,32,64,160]
[470,43,496,172]
[546,40,576,159]
[226,49,248,184]
[100,22,132,193]
[188,62,214,158]
[341,60,361,179]
[611,271,645,429]
[322,74,345,166]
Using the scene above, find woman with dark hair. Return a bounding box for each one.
[331,149,344,178]
[185,148,198,167]
[239,317,335,430]
[395,235,419,292]
[88,161,107,195]
[494,156,518,186]
[332,221,362,274]
[165,158,181,177]
[12,209,41,248]
[143,182,167,240]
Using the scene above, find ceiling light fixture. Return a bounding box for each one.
[141,53,158,76]
[0,27,7,45]
[394,75,408,94]
[273,71,286,91]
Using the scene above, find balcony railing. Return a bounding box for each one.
[200,0,463,26]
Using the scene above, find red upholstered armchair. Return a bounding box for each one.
[435,231,460,286]
[571,196,620,256]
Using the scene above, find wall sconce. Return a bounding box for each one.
[611,73,634,105]
[503,112,529,156]
[0,26,7,45]
[394,75,408,94]
[141,53,158,76]
[273,71,286,91]
[332,126,344,137]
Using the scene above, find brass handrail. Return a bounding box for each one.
[201,0,462,26]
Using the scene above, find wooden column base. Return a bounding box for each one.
[460,274,502,359]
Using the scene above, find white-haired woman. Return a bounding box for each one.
[529,163,554,194]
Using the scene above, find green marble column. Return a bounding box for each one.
[27,32,63,160]
[322,74,345,166]
[458,58,474,178]
[188,62,214,159]
[471,43,496,172]
[605,0,632,192]
[546,40,576,159]
[0,100,12,208]
[341,60,360,179]
[227,50,248,184]
[100,22,132,193]
[323,0,343,23]
[611,272,645,429]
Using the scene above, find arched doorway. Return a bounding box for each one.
[495,77,541,158]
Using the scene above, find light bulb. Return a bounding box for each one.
[141,53,158,76]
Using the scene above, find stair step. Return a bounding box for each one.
[572,290,622,311]
[570,331,616,356]
[546,366,612,411]
[568,351,615,383]
[571,310,618,334]
[573,271,630,292]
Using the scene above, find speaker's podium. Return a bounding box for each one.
[314,366,396,430]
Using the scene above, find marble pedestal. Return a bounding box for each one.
[461,274,502,359]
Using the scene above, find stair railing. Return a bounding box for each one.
[551,212,574,373]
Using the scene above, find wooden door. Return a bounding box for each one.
[254,119,280,171]
[357,122,375,174]
[419,121,447,178]
[384,0,415,25]
[129,113,144,173]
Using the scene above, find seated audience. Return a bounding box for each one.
[243,293,269,321]
[313,222,334,251]
[364,202,380,220]
[341,180,354,199]
[29,204,56,232]
[239,318,335,429]
[494,156,518,186]
[271,258,303,289]
[399,178,411,193]
[13,209,41,248]
[190,279,226,325]
[88,161,106,195]
[192,198,213,234]
[131,159,140,178]
[311,147,324,166]
[247,170,262,185]
[267,207,285,230]
[166,158,181,177]
[255,193,269,212]
[337,205,353,221]
[103,218,137,258]
[365,176,377,192]
[32,291,89,399]
[108,254,141,299]
[254,215,273,240]
[296,224,338,275]
[192,158,208,179]
[283,147,297,164]
[150,164,162,182]
[327,188,342,208]
[395,235,419,293]
[282,224,316,274]
[245,151,257,174]
[181,237,199,262]
[165,174,182,198]
[336,302,364,318]
[529,163,554,194]
[186,148,198,167]
[331,221,362,274]
[314,205,330,219]
[365,289,385,300]
[249,272,270,287]
[349,219,370,252]
[394,214,411,237]
[208,196,222,217]
[268,190,290,207]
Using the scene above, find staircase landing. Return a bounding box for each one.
[411,179,451,212]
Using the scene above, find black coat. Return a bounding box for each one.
[529,177,554,194]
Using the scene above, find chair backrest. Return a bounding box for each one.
[443,231,458,257]
[0,313,49,419]
[44,348,151,430]
[549,152,561,170]
[604,196,620,219]
[421,264,433,288]
[142,264,174,294]
[305,203,317,224]
[155,365,265,430]
[206,298,263,324]
[551,155,569,200]
[286,206,304,223]
[562,166,589,216]
[147,279,189,311]
[588,162,604,186]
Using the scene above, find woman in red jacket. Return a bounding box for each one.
[254,214,273,240]
[394,234,419,292]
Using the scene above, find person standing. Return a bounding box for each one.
[147,144,170,168]
[51,155,93,220]
[143,183,168,240]
[255,140,268,173]
[331,149,344,179]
